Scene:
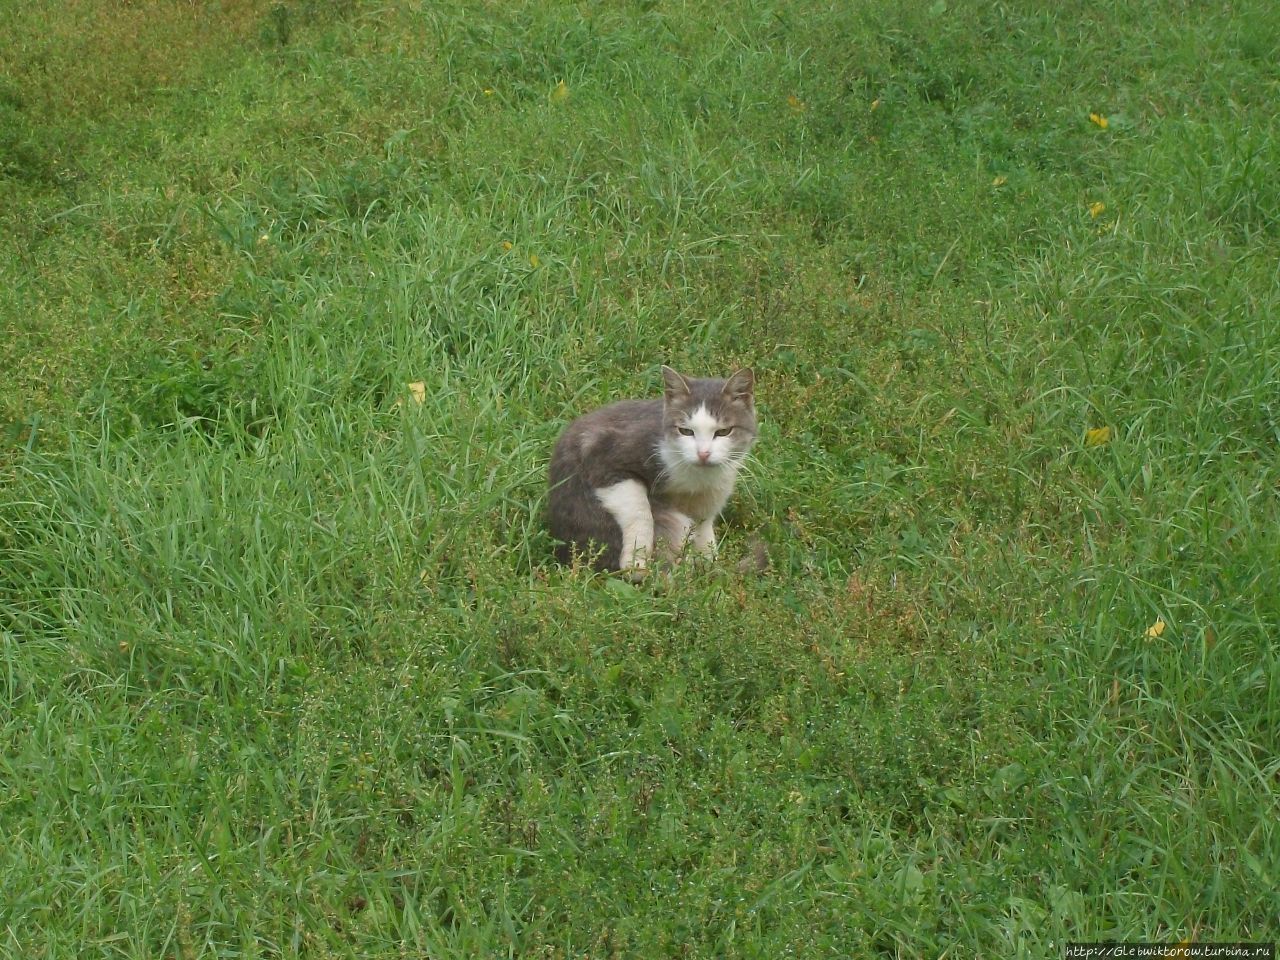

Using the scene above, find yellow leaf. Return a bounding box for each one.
[407,381,426,404]
[1145,619,1166,639]
[529,253,540,268]
[501,240,513,251]
[1089,201,1106,218]
[1089,112,1109,129]
[1085,426,1112,446]
[870,98,881,111]
[787,94,807,113]
[483,87,494,96]
[992,175,1007,187]
[550,80,569,102]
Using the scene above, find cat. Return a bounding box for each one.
[547,365,757,575]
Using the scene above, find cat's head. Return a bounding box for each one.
[659,366,757,469]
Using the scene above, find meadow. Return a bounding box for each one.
[1,0,1277,955]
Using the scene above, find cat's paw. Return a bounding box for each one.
[620,560,649,584]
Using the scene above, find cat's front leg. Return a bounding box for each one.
[653,508,694,563]
[690,518,717,559]
[596,479,655,577]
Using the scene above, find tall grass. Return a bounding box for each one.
[2,0,1277,955]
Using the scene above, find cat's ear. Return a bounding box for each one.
[661,365,692,401]
[722,368,755,404]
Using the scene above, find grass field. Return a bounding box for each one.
[2,0,1278,955]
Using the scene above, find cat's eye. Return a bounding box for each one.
[714,427,734,437]
[677,427,694,436]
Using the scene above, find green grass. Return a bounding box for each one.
[2,0,1278,955]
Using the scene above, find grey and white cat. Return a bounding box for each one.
[547,366,757,575]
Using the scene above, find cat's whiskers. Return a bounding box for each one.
[728,450,761,480]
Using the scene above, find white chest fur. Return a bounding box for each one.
[654,460,739,522]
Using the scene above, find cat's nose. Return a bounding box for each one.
[697,449,711,462]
